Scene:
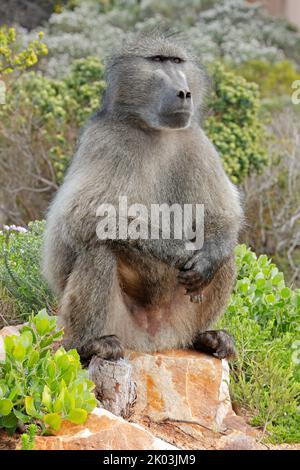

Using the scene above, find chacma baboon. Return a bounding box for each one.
[43,33,243,362]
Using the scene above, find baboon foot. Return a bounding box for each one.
[192,329,236,360]
[77,335,125,365]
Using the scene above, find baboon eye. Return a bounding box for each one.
[151,55,164,62]
[172,57,182,64]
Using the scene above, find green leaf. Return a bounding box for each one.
[8,385,21,401]
[67,408,87,425]
[43,413,62,431]
[35,318,50,336]
[14,408,31,423]
[272,273,283,286]
[20,331,33,349]
[40,336,55,348]
[0,398,13,416]
[63,390,75,414]
[281,287,291,299]
[42,385,52,409]
[0,383,9,399]
[13,342,26,362]
[0,381,9,394]
[0,412,18,432]
[255,278,266,289]
[84,396,97,412]
[4,335,16,354]
[34,309,51,335]
[238,279,250,293]
[54,348,64,360]
[25,396,37,417]
[51,330,64,342]
[265,293,275,304]
[56,354,70,372]
[47,360,57,378]
[53,398,63,413]
[27,350,39,367]
[67,349,80,362]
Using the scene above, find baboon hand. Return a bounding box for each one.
[177,251,217,294]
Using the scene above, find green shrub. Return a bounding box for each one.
[219,244,300,443]
[231,244,300,335]
[0,56,105,185]
[0,221,55,324]
[206,64,268,183]
[234,59,300,99]
[31,0,300,77]
[0,26,48,76]
[0,309,97,435]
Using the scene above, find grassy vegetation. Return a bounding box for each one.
[218,245,300,443]
[0,221,55,324]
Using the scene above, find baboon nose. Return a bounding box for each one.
[177,90,192,100]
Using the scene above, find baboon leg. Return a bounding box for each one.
[192,330,236,360]
[59,245,124,363]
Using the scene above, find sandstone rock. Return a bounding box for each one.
[33,408,178,450]
[127,349,232,431]
[0,325,20,361]
[216,430,264,450]
[127,350,263,450]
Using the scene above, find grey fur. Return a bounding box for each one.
[42,33,243,359]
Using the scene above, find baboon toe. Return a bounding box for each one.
[193,329,236,360]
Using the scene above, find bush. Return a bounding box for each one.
[192,0,300,65]
[206,64,268,183]
[0,221,55,325]
[0,309,97,436]
[219,244,300,443]
[0,56,105,223]
[0,26,48,76]
[23,0,300,78]
[234,59,300,100]
[242,109,300,287]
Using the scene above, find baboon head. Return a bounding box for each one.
[104,33,205,130]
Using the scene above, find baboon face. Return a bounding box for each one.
[106,36,204,130]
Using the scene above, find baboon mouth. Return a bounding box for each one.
[173,110,191,114]
[161,110,191,118]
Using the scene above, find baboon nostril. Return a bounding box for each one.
[177,90,191,100]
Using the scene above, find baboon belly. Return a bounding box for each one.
[116,253,185,335]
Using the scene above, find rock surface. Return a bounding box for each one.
[32,408,178,450]
[127,350,263,450]
[127,349,231,430]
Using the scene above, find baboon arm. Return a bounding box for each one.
[113,215,238,271]
[42,228,76,295]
